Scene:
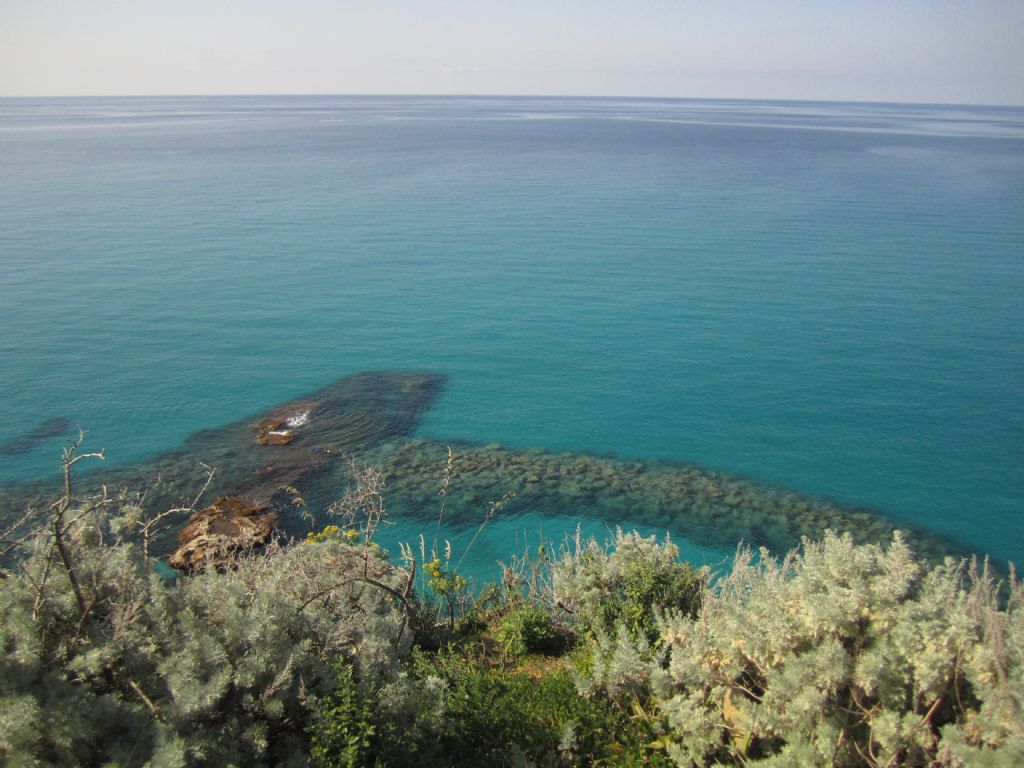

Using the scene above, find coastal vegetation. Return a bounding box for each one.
[1,439,1021,767]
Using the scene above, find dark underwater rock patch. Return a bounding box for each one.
[0,416,74,456]
[0,372,447,559]
[0,370,982,570]
[366,439,969,567]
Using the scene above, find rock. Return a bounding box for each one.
[167,496,278,572]
[255,417,294,446]
[254,400,323,446]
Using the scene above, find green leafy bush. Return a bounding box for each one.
[410,652,621,766]
[309,662,375,768]
[495,603,558,656]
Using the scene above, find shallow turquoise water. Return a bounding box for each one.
[1,96,1022,569]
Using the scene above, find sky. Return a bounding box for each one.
[1,0,1022,105]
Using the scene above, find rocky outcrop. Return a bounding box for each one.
[255,402,319,446]
[255,417,296,446]
[167,496,278,572]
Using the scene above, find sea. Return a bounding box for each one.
[1,95,1022,579]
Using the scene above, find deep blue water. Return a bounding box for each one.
[1,95,1022,569]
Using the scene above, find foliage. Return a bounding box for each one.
[424,553,468,625]
[305,524,361,545]
[0,444,413,767]
[309,661,375,768]
[406,652,619,767]
[552,528,706,642]
[495,602,558,656]
[306,648,622,767]
[3,443,1022,767]
[648,532,1024,766]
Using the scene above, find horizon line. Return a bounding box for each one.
[1,92,1022,110]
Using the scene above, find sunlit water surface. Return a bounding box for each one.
[1,96,1022,578]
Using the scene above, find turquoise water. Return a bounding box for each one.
[1,96,1022,571]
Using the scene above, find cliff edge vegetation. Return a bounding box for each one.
[1,441,1020,767]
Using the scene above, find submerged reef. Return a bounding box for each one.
[0,416,74,456]
[0,371,446,557]
[364,439,965,566]
[0,370,976,567]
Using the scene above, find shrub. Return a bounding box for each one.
[495,603,558,656]
[5,444,1022,767]
[0,446,414,767]
[649,532,1024,766]
[552,528,705,642]
[309,662,375,768]
[410,652,623,767]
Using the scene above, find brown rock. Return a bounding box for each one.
[255,417,294,446]
[167,496,278,572]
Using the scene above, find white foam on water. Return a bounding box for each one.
[286,411,310,428]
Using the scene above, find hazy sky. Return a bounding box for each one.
[1,0,1022,104]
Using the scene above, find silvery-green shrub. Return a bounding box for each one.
[0,499,412,767]
[551,528,705,642]
[649,532,1022,766]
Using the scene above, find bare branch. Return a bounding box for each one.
[50,434,105,616]
[127,680,164,723]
